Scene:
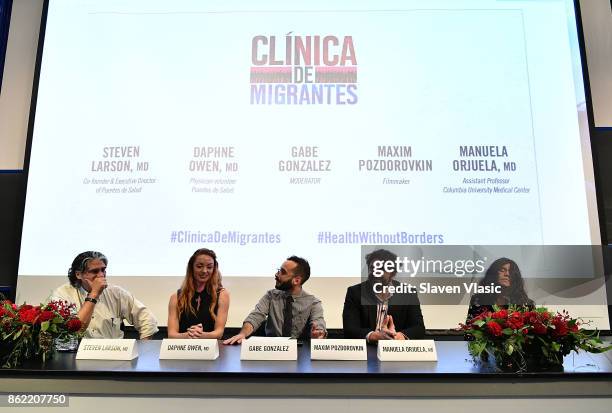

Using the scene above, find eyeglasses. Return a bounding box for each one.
[276,268,293,276]
[86,267,107,275]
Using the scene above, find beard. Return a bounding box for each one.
[275,279,293,291]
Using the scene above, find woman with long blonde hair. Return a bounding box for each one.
[167,248,229,339]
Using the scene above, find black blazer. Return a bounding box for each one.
[342,280,425,340]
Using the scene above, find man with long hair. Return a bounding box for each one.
[50,251,158,339]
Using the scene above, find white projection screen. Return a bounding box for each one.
[16,0,609,329]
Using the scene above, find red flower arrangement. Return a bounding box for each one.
[461,305,611,371]
[0,299,83,368]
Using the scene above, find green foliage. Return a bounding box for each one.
[462,304,611,372]
[1,300,83,368]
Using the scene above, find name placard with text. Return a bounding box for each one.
[159,339,219,360]
[240,337,297,360]
[377,340,438,361]
[310,339,367,360]
[76,339,138,360]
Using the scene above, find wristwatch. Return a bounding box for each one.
[84,296,98,304]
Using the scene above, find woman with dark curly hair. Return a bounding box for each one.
[467,257,534,320]
[167,248,229,339]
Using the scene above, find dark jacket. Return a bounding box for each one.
[342,279,425,340]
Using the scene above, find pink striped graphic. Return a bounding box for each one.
[315,67,357,73]
[250,67,292,73]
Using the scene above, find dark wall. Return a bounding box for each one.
[593,131,612,243]
[0,172,25,300]
[0,0,13,90]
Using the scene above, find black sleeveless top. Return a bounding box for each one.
[177,288,220,333]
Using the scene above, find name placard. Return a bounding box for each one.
[310,339,367,361]
[76,339,138,360]
[159,339,219,360]
[377,340,438,361]
[240,337,297,361]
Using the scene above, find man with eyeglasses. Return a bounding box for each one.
[49,251,158,339]
[224,255,326,344]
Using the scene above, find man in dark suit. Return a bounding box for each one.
[342,249,425,342]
